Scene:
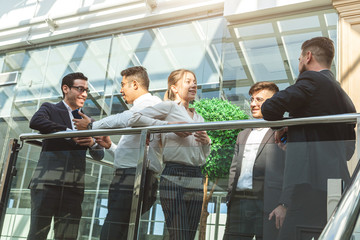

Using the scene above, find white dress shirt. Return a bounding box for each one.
[128,100,211,167]
[236,128,269,191]
[62,100,80,130]
[93,93,162,172]
[62,100,102,149]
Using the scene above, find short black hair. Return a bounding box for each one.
[249,81,279,96]
[301,37,334,68]
[61,72,88,98]
[121,66,149,90]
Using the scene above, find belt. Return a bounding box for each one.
[114,168,136,176]
[234,190,262,199]
[165,162,202,170]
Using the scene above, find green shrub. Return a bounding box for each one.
[191,98,249,181]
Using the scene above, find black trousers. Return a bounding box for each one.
[278,184,327,240]
[223,194,264,240]
[100,169,158,240]
[27,185,84,240]
[159,163,204,240]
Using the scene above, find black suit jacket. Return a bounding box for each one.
[227,128,290,211]
[262,70,356,191]
[29,101,104,189]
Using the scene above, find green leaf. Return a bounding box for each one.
[191,98,249,181]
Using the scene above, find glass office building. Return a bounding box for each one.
[0,0,359,239]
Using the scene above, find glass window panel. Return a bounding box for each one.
[14,48,49,102]
[138,49,174,89]
[242,37,287,81]
[44,43,79,99]
[76,37,112,93]
[2,51,28,72]
[329,29,338,73]
[199,18,226,43]
[0,86,16,117]
[223,42,248,81]
[278,15,320,32]
[325,12,338,26]
[0,54,4,71]
[235,23,274,37]
[223,85,251,115]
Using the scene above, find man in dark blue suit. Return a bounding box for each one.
[27,72,104,240]
[262,37,356,240]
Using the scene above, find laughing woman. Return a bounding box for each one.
[128,69,211,240]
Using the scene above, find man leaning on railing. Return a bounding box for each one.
[261,36,356,240]
[27,72,104,240]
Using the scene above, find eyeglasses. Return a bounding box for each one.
[249,97,265,104]
[70,86,90,93]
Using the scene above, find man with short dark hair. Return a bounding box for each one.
[262,37,356,239]
[74,66,162,240]
[224,81,289,240]
[28,72,104,240]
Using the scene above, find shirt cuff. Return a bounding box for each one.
[108,142,117,152]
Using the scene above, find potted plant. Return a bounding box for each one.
[191,98,249,240]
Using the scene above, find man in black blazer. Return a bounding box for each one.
[224,82,290,240]
[261,37,356,240]
[27,72,104,240]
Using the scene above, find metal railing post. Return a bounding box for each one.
[127,129,149,240]
[0,138,20,232]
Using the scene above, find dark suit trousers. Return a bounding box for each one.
[28,185,84,240]
[100,168,158,240]
[278,184,327,240]
[159,163,204,240]
[223,193,264,240]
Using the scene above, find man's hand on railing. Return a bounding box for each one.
[167,121,192,138]
[194,131,211,145]
[73,137,95,147]
[94,136,112,149]
[73,112,92,130]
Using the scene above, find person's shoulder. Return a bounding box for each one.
[298,70,333,81]
[38,101,58,109]
[150,95,162,104]
[297,70,319,80]
[160,100,176,106]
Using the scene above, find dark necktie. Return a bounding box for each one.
[72,109,82,119]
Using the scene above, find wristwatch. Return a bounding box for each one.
[87,122,93,130]
[279,203,288,209]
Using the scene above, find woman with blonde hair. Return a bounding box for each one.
[128,69,210,240]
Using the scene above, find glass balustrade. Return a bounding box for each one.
[0,115,358,240]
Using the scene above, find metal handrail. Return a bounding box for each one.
[18,112,360,240]
[19,113,360,141]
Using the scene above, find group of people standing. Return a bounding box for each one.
[27,36,356,240]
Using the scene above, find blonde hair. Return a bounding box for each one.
[165,69,196,101]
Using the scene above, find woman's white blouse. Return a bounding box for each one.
[128,101,211,166]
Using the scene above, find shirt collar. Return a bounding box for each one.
[133,93,151,106]
[62,100,81,113]
[174,100,195,112]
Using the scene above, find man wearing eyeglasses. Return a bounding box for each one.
[27,72,104,240]
[224,81,290,240]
